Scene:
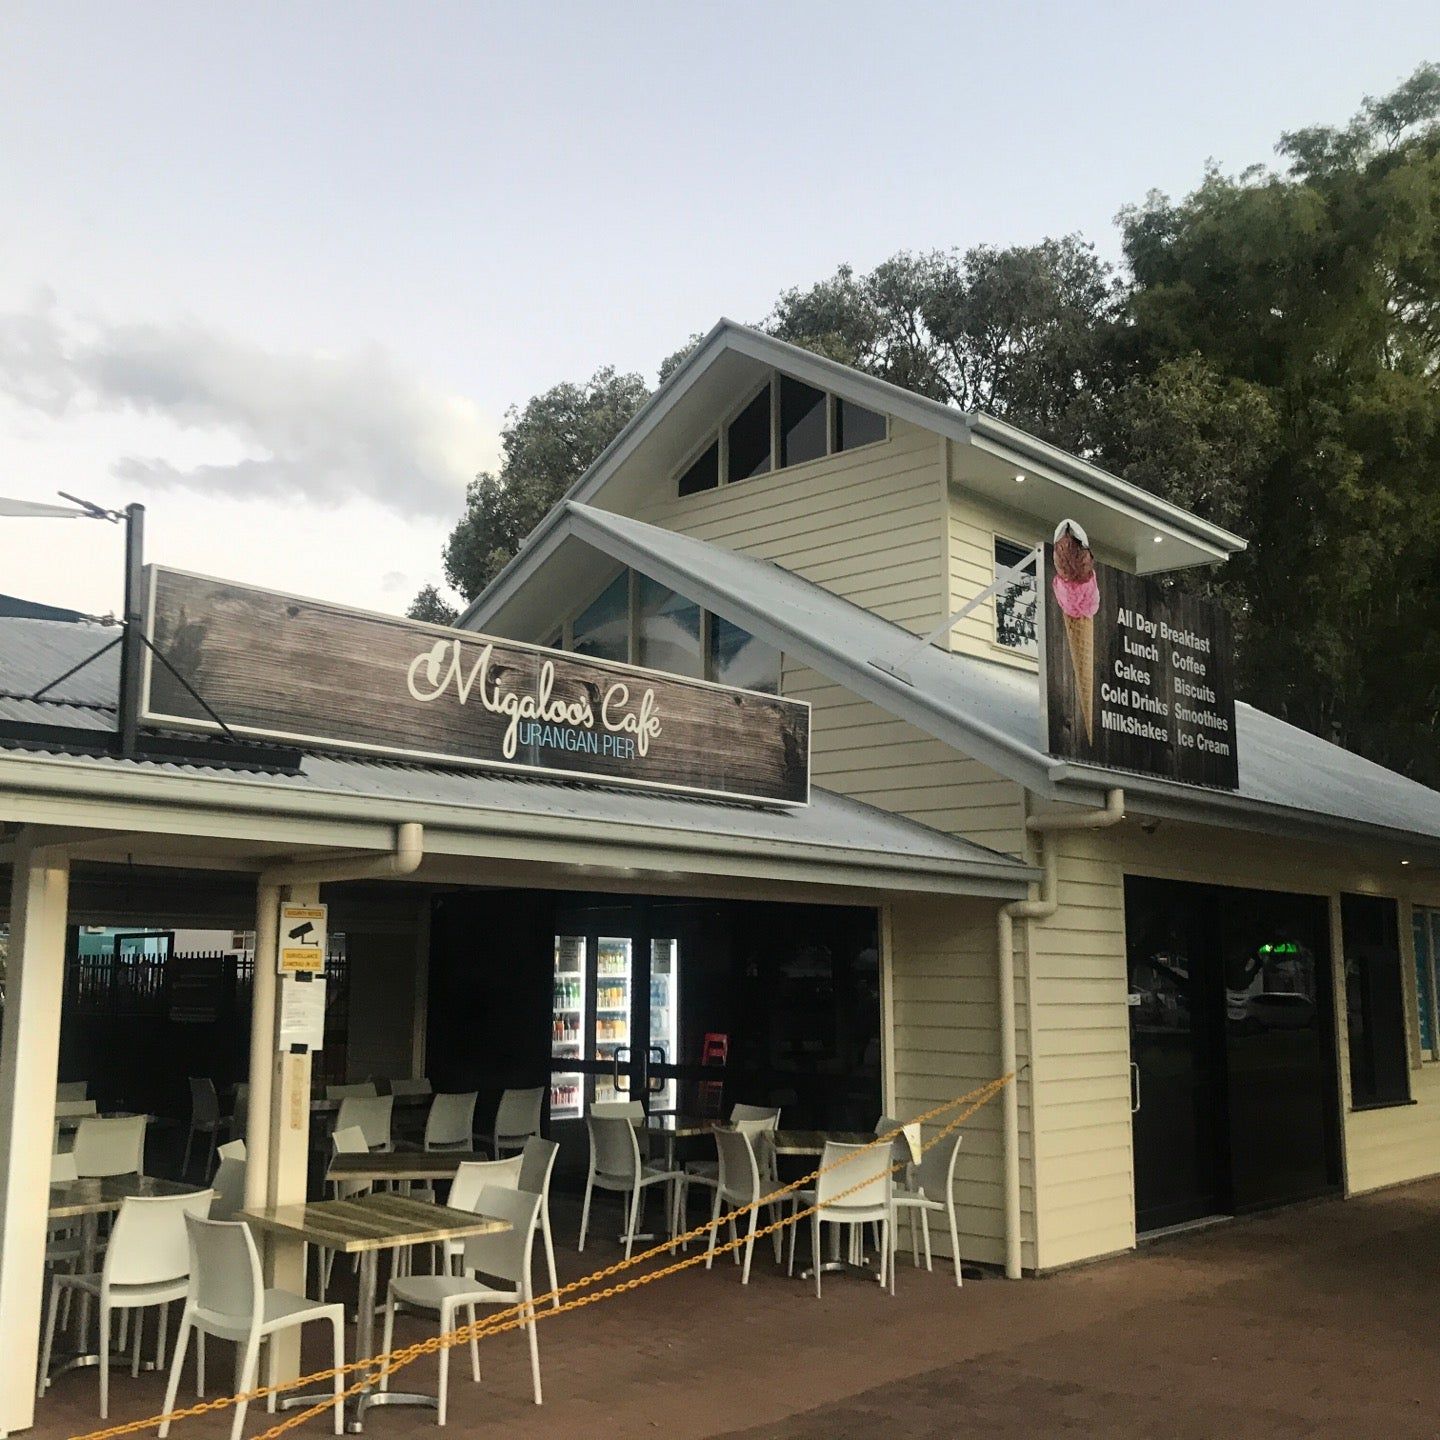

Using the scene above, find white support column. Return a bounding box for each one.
[248,881,313,1383]
[0,839,71,1434]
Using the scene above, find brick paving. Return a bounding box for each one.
[33,1179,1440,1439]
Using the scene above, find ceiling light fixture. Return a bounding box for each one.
[1153,535,1164,544]
[1013,472,1025,483]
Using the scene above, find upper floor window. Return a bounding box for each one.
[833,396,886,452]
[677,440,719,498]
[572,572,629,663]
[727,390,772,483]
[993,537,1038,656]
[636,576,703,679]
[561,569,779,693]
[779,376,827,468]
[677,371,888,497]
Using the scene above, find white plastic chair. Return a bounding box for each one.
[318,1127,372,1296]
[390,1078,433,1097]
[702,1128,765,1284]
[216,1138,246,1163]
[183,1078,224,1179]
[57,1081,89,1102]
[518,1136,560,1308]
[231,1084,249,1145]
[891,1131,965,1286]
[73,1115,147,1178]
[579,1115,682,1259]
[424,1093,479,1151]
[211,1156,247,1222]
[380,1186,544,1421]
[335,1094,394,1152]
[478,1088,543,1159]
[38,1189,214,1417]
[159,1214,345,1440]
[326,1082,378,1100]
[787,1141,893,1299]
[440,1156,523,1272]
[729,1103,782,1124]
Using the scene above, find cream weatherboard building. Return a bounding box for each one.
[4,317,1440,1434]
[466,319,1440,1276]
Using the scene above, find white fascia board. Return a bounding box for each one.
[1046,760,1440,862]
[0,752,1034,897]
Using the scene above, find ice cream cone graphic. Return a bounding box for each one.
[1052,520,1100,745]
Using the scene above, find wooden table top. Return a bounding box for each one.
[326,1150,487,1182]
[48,1174,205,1220]
[241,1192,509,1254]
[54,1111,150,1132]
[770,1129,874,1157]
[645,1115,724,1139]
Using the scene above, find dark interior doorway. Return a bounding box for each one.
[426,888,882,1184]
[1125,876,1341,1233]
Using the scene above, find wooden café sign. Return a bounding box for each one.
[140,568,811,805]
[1042,522,1238,790]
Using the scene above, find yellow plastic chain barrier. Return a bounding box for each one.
[68,1072,1013,1440]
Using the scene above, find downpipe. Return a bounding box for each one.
[244,823,424,1207]
[997,790,1123,1278]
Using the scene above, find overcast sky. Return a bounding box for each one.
[2,2,1434,618]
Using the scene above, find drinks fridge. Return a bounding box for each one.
[550,936,586,1119]
[593,937,633,1106]
[549,930,682,1118]
[649,939,680,1113]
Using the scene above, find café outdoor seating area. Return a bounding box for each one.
[40,1071,973,1436]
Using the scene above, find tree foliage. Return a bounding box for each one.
[433,367,650,601]
[405,583,458,626]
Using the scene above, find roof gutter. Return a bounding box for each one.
[995,788,1125,1278]
[244,822,424,1209]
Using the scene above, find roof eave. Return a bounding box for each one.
[1048,760,1440,862]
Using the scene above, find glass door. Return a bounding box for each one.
[646,939,680,1112]
[549,936,587,1121]
[593,937,636,1107]
[1124,878,1226,1232]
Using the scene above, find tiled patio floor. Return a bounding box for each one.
[34,1178,1440,1439]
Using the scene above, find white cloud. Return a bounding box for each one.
[0,293,494,517]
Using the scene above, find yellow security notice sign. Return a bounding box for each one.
[278,902,328,974]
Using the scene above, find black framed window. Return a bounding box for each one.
[709,614,780,694]
[1342,894,1411,1107]
[779,376,827,468]
[727,389,772,483]
[833,397,886,452]
[571,572,630,664]
[994,537,1038,655]
[677,440,719,497]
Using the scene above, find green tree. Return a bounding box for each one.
[1120,63,1440,777]
[767,238,1125,455]
[440,367,650,600]
[405,583,458,626]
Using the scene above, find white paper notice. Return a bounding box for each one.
[902,1122,923,1167]
[278,975,327,1053]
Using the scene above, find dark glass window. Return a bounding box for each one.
[727,388,772,483]
[636,576,702,678]
[709,615,780,694]
[994,537,1038,654]
[1342,894,1411,1107]
[779,376,828,468]
[677,440,719,497]
[571,572,629,664]
[833,397,886,452]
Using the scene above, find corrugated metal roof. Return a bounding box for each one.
[0,616,120,707]
[550,503,1440,853]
